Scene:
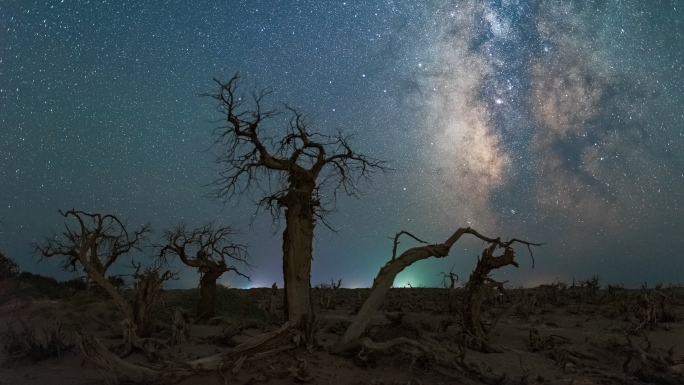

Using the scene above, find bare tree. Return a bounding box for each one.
[439,265,459,290]
[157,222,250,319]
[204,73,386,335]
[337,227,540,350]
[461,243,518,352]
[32,209,167,357]
[32,209,150,292]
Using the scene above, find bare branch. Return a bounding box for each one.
[203,73,389,222]
[156,222,251,280]
[156,221,251,319]
[32,209,149,279]
[390,230,427,261]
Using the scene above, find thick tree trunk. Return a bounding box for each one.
[85,259,105,295]
[282,199,315,337]
[198,271,221,320]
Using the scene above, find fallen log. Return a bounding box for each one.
[77,322,296,383]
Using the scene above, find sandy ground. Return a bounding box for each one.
[1,286,684,384]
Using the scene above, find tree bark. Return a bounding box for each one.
[282,197,315,337]
[198,271,221,319]
[462,244,518,348]
[77,332,163,383]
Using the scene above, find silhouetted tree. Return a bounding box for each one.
[337,227,540,350]
[32,209,163,356]
[157,222,249,319]
[461,243,518,352]
[205,73,386,335]
[32,209,150,292]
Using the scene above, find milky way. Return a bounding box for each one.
[2,0,683,288]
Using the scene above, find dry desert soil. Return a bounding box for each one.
[2,281,684,385]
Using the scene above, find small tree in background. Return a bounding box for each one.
[157,222,250,320]
[32,209,164,357]
[32,209,150,293]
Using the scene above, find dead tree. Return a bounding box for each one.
[439,265,459,312]
[439,265,459,290]
[32,209,150,293]
[157,222,250,319]
[461,243,518,352]
[205,73,386,336]
[32,209,170,357]
[314,278,343,311]
[74,227,539,384]
[336,227,539,350]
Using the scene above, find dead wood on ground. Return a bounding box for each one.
[76,322,297,384]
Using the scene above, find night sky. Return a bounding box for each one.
[2,0,683,289]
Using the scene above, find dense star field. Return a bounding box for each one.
[2,0,683,288]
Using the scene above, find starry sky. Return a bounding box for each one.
[2,0,683,289]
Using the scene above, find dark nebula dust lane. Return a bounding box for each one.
[1,0,683,288]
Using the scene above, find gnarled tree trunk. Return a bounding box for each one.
[282,192,315,337]
[131,270,166,338]
[198,270,222,319]
[462,244,518,350]
[337,227,538,351]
